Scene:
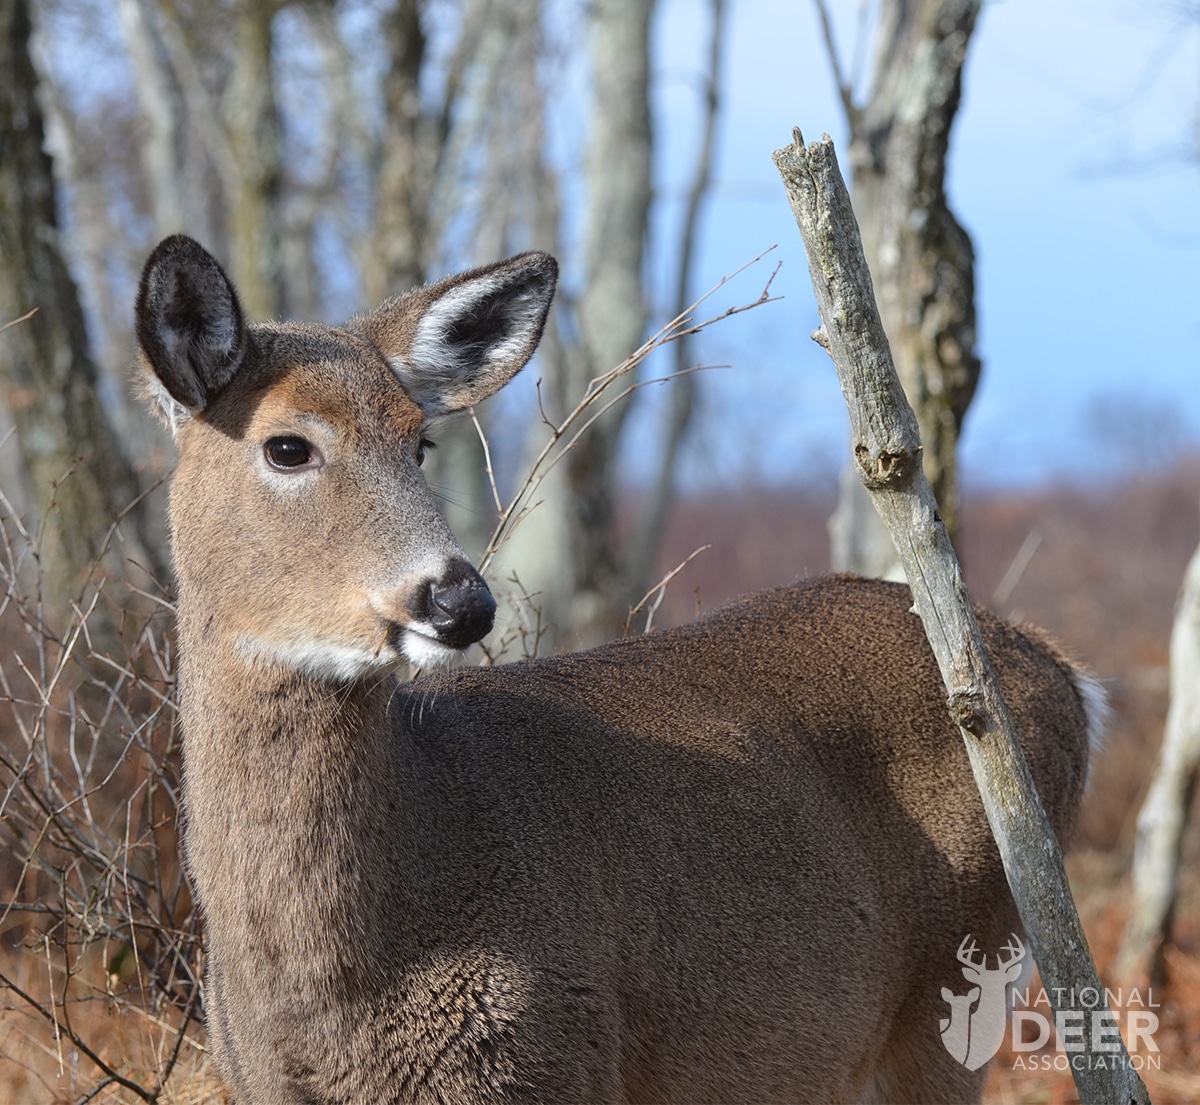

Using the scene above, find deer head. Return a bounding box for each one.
[136,235,557,678]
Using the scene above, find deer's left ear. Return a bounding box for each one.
[356,252,558,417]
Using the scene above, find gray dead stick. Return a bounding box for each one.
[773,129,1151,1105]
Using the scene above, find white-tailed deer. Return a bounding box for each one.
[137,236,1099,1104]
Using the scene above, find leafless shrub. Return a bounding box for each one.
[0,486,205,1103]
[463,252,780,665]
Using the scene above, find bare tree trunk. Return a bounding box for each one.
[820,0,982,576]
[119,0,188,238]
[141,0,231,254]
[366,0,432,301]
[223,0,284,320]
[1117,532,1200,986]
[478,4,575,644]
[519,0,655,647]
[571,0,654,635]
[626,0,726,605]
[0,0,160,622]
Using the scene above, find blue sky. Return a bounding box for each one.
[37,0,1195,491]
[646,0,1200,489]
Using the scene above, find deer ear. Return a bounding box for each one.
[135,235,247,417]
[361,251,558,417]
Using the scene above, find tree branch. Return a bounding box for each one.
[773,128,1152,1105]
[811,0,856,122]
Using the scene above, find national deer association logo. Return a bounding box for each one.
[937,932,1161,1075]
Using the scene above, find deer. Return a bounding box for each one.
[135,234,1101,1105]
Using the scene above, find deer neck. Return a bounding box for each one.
[176,618,413,976]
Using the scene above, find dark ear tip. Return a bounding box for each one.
[138,236,224,294]
[139,235,207,282]
[509,250,558,290]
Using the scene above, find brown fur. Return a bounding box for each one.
[135,237,1096,1104]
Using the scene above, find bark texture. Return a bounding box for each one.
[627,0,726,605]
[824,0,982,576]
[774,130,1150,1105]
[568,0,655,642]
[0,0,156,616]
[119,0,188,239]
[367,0,433,300]
[223,0,284,320]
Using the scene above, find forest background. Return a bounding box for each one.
[1,0,1199,1101]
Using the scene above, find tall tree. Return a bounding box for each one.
[118,0,188,240]
[626,0,727,603]
[0,0,158,617]
[224,0,286,319]
[501,0,656,648]
[817,0,983,577]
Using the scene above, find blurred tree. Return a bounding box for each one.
[118,0,189,242]
[0,0,160,622]
[499,0,655,647]
[365,0,439,299]
[816,0,983,577]
[626,0,726,611]
[1117,535,1200,985]
[21,0,732,650]
[224,0,286,319]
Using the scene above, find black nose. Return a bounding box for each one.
[412,562,496,649]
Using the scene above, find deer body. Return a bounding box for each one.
[137,237,1097,1104]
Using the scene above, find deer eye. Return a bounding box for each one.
[264,436,314,470]
[416,438,436,467]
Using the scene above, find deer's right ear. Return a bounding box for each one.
[135,235,247,419]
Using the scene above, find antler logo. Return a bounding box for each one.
[939,934,1026,1070]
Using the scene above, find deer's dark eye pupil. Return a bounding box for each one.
[265,436,312,469]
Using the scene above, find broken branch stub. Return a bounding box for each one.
[773,128,1151,1105]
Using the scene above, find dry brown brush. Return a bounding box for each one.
[0,485,210,1103]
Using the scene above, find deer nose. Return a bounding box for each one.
[415,565,496,648]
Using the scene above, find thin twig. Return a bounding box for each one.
[625,545,711,636]
[0,307,39,334]
[469,408,504,516]
[477,252,779,577]
[0,970,156,1101]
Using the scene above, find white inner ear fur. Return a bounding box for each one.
[144,373,191,435]
[201,306,240,359]
[392,275,543,414]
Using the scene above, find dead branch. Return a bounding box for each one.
[625,545,711,636]
[773,128,1151,1105]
